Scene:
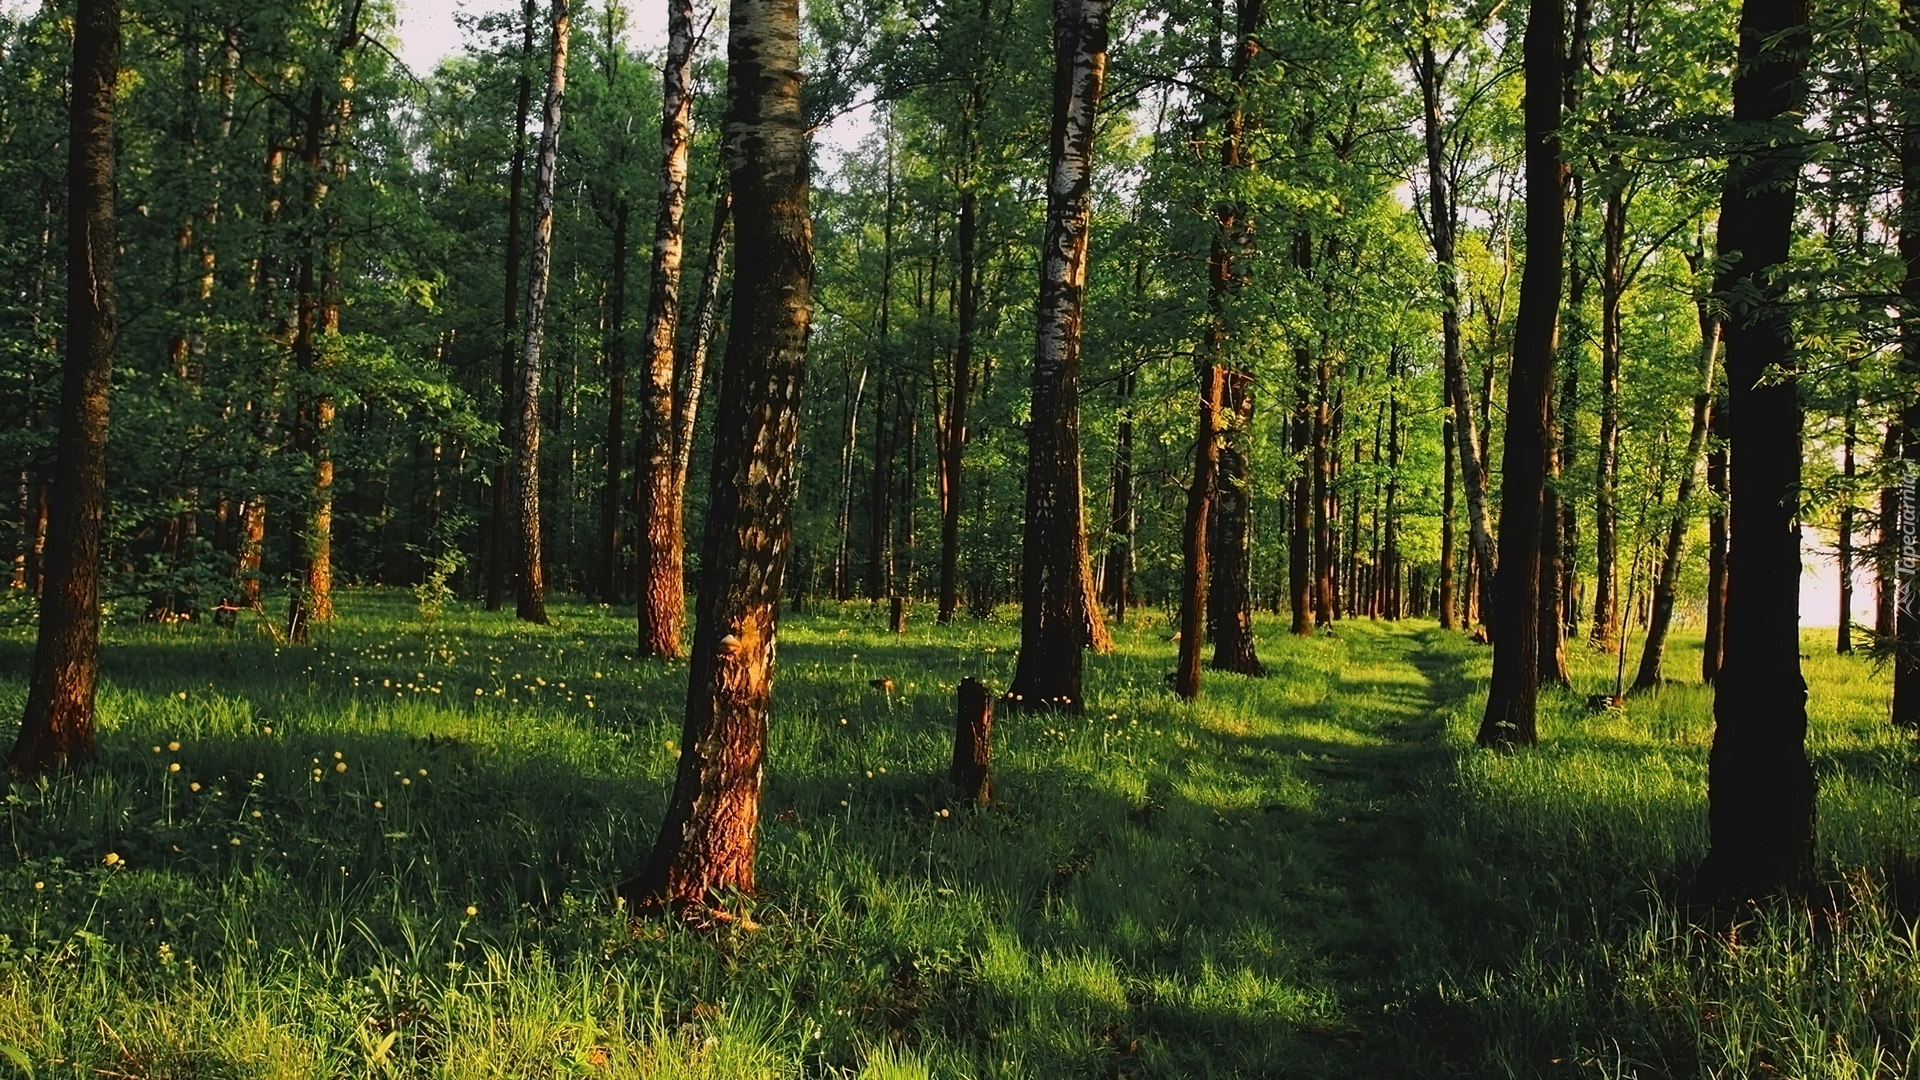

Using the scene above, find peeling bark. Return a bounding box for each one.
[623,0,811,912]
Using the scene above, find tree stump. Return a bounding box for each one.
[949,676,992,804]
[889,596,907,634]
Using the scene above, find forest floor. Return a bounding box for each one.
[0,590,1914,1078]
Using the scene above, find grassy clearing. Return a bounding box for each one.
[0,590,1910,1077]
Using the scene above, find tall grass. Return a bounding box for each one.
[0,591,1909,1077]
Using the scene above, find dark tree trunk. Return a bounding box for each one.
[1591,180,1626,648]
[1635,310,1720,691]
[622,0,812,911]
[1004,0,1113,713]
[1703,391,1729,682]
[637,0,697,654]
[513,0,571,625]
[673,184,732,511]
[1418,39,1498,631]
[489,0,536,612]
[600,199,630,604]
[1102,368,1135,620]
[11,0,118,775]
[1289,234,1315,637]
[1176,359,1223,700]
[1696,0,1814,904]
[1200,0,1265,678]
[949,676,992,803]
[1477,0,1563,748]
[864,375,891,600]
[939,189,978,624]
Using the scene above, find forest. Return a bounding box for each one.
[1,0,1918,1072]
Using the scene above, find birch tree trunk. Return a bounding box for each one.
[10,0,118,775]
[514,0,572,625]
[1004,0,1112,713]
[672,183,732,509]
[600,199,630,604]
[637,0,698,656]
[622,0,811,912]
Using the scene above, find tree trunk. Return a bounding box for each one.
[1004,0,1113,714]
[1703,389,1729,682]
[939,181,979,625]
[673,184,732,510]
[1635,312,1720,691]
[1477,0,1562,748]
[1289,234,1315,636]
[1102,368,1134,620]
[622,0,811,912]
[600,198,630,604]
[1176,359,1223,700]
[1591,180,1626,648]
[636,0,698,653]
[514,0,572,625]
[10,0,118,775]
[490,0,537,612]
[1418,39,1498,630]
[1696,0,1814,904]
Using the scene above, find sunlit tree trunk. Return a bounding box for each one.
[10,0,119,775]
[1698,0,1814,903]
[1005,0,1113,713]
[1478,0,1563,748]
[514,0,572,625]
[637,0,697,654]
[622,0,811,910]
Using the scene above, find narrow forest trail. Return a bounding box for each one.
[1114,618,1486,1075]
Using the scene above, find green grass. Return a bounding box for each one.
[0,591,1910,1077]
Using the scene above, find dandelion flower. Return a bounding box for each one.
[418,769,427,777]
[229,838,241,847]
[102,852,121,866]
[251,810,262,819]
[262,726,272,735]
[177,692,187,700]
[333,751,343,760]
[373,800,383,810]
[335,762,347,773]
[167,741,181,752]
[152,746,162,753]
[33,881,44,890]
[401,778,411,786]
[169,762,182,773]
[189,782,201,792]
[465,905,478,917]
